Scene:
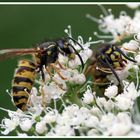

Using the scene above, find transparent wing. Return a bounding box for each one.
[0,48,40,61]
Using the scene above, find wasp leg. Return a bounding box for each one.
[41,69,45,82]
[46,66,65,90]
[50,64,67,80]
[84,63,97,90]
[84,64,94,76]
[38,68,47,108]
[56,60,66,70]
[24,88,31,110]
[46,66,54,78]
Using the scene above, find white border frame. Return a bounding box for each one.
[0,2,140,138]
[0,2,138,4]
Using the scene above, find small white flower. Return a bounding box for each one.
[90,107,102,118]
[1,118,19,135]
[29,105,44,118]
[104,99,115,112]
[100,113,115,129]
[82,90,94,104]
[82,86,94,104]
[43,82,66,101]
[43,110,57,124]
[104,85,118,98]
[123,82,138,100]
[30,88,44,116]
[19,118,33,132]
[1,129,11,135]
[135,32,140,41]
[135,54,140,65]
[31,87,38,96]
[115,94,133,111]
[63,69,86,85]
[84,116,99,128]
[117,112,132,124]
[84,48,93,58]
[96,97,107,108]
[53,125,75,136]
[57,114,70,126]
[68,55,81,69]
[75,73,86,85]
[63,105,79,118]
[133,65,139,71]
[80,49,93,63]
[52,73,67,90]
[108,123,131,136]
[35,121,47,134]
[107,62,133,84]
[122,40,139,52]
[107,112,132,136]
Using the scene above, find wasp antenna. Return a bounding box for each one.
[115,46,137,63]
[69,44,84,70]
[104,54,121,84]
[67,36,84,50]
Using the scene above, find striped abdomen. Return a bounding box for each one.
[12,60,36,111]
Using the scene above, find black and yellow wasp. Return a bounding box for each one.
[85,43,136,89]
[0,37,84,111]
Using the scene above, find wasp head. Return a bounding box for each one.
[57,37,84,69]
[95,43,136,83]
[57,38,76,59]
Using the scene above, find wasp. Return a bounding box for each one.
[0,37,84,111]
[84,43,136,92]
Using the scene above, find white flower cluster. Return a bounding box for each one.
[87,5,140,43]
[31,25,97,104]
[0,83,140,136]
[1,5,140,137]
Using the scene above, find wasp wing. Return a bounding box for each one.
[0,48,40,61]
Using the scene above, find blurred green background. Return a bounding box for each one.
[0,5,134,133]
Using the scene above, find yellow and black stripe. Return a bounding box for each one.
[12,60,36,111]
